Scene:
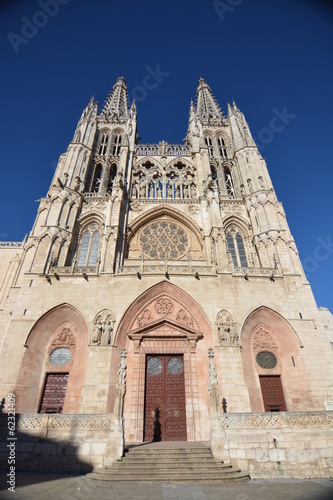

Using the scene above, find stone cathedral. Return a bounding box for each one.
[0,77,332,478]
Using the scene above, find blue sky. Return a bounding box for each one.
[0,0,332,311]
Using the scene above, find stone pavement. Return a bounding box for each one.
[0,471,333,500]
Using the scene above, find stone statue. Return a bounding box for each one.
[92,319,103,344]
[101,318,113,345]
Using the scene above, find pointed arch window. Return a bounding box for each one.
[107,164,117,193]
[99,134,109,155]
[112,134,122,156]
[226,230,248,268]
[205,137,213,157]
[210,165,219,192]
[78,225,100,267]
[224,167,235,196]
[91,164,102,192]
[218,137,227,158]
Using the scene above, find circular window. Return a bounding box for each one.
[167,357,183,375]
[256,351,278,369]
[49,347,72,366]
[147,357,162,375]
[139,221,189,260]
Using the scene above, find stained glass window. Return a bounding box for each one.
[139,221,189,260]
[78,225,100,267]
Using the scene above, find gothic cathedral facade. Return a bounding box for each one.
[0,78,332,474]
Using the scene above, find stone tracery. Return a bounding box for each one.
[131,160,197,200]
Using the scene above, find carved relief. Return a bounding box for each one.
[136,308,152,327]
[188,204,200,214]
[50,327,75,347]
[176,309,194,328]
[116,348,127,393]
[208,347,219,393]
[216,309,239,346]
[154,298,173,316]
[130,295,199,332]
[252,326,278,351]
[91,309,115,346]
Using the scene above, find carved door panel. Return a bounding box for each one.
[259,375,287,412]
[40,373,69,413]
[144,355,186,441]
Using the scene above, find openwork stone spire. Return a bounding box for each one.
[102,77,129,120]
[195,78,222,123]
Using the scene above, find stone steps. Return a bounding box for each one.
[87,443,250,484]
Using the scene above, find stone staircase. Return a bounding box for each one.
[87,442,250,484]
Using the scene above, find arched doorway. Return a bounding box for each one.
[114,281,214,443]
[240,306,313,412]
[15,303,89,414]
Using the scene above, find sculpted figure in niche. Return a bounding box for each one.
[167,184,172,198]
[140,184,146,199]
[92,310,115,346]
[216,310,239,347]
[74,176,81,191]
[92,318,103,344]
[149,183,154,199]
[132,182,138,199]
[183,184,189,199]
[101,318,113,345]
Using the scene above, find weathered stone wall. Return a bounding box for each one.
[0,413,124,474]
[211,411,333,478]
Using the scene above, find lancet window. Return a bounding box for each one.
[99,134,109,155]
[77,225,100,267]
[107,164,117,193]
[210,165,220,193]
[112,134,122,156]
[224,167,235,196]
[91,164,103,193]
[218,137,227,158]
[226,229,248,268]
[205,137,214,157]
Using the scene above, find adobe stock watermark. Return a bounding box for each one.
[7,0,71,55]
[253,106,297,152]
[130,65,170,102]
[213,0,244,22]
[302,235,333,274]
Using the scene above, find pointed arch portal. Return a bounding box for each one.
[115,281,214,443]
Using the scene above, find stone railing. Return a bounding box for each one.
[0,413,118,434]
[219,411,333,429]
[0,241,24,248]
[118,263,216,276]
[135,144,190,156]
[49,265,98,276]
[232,267,278,278]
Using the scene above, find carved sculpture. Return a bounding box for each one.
[216,310,239,346]
[92,309,115,345]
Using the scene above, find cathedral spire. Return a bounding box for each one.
[102,77,129,120]
[195,78,223,123]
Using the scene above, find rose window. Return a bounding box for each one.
[256,351,278,369]
[139,221,189,260]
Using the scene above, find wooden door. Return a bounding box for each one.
[40,373,69,413]
[259,375,287,412]
[144,354,187,441]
